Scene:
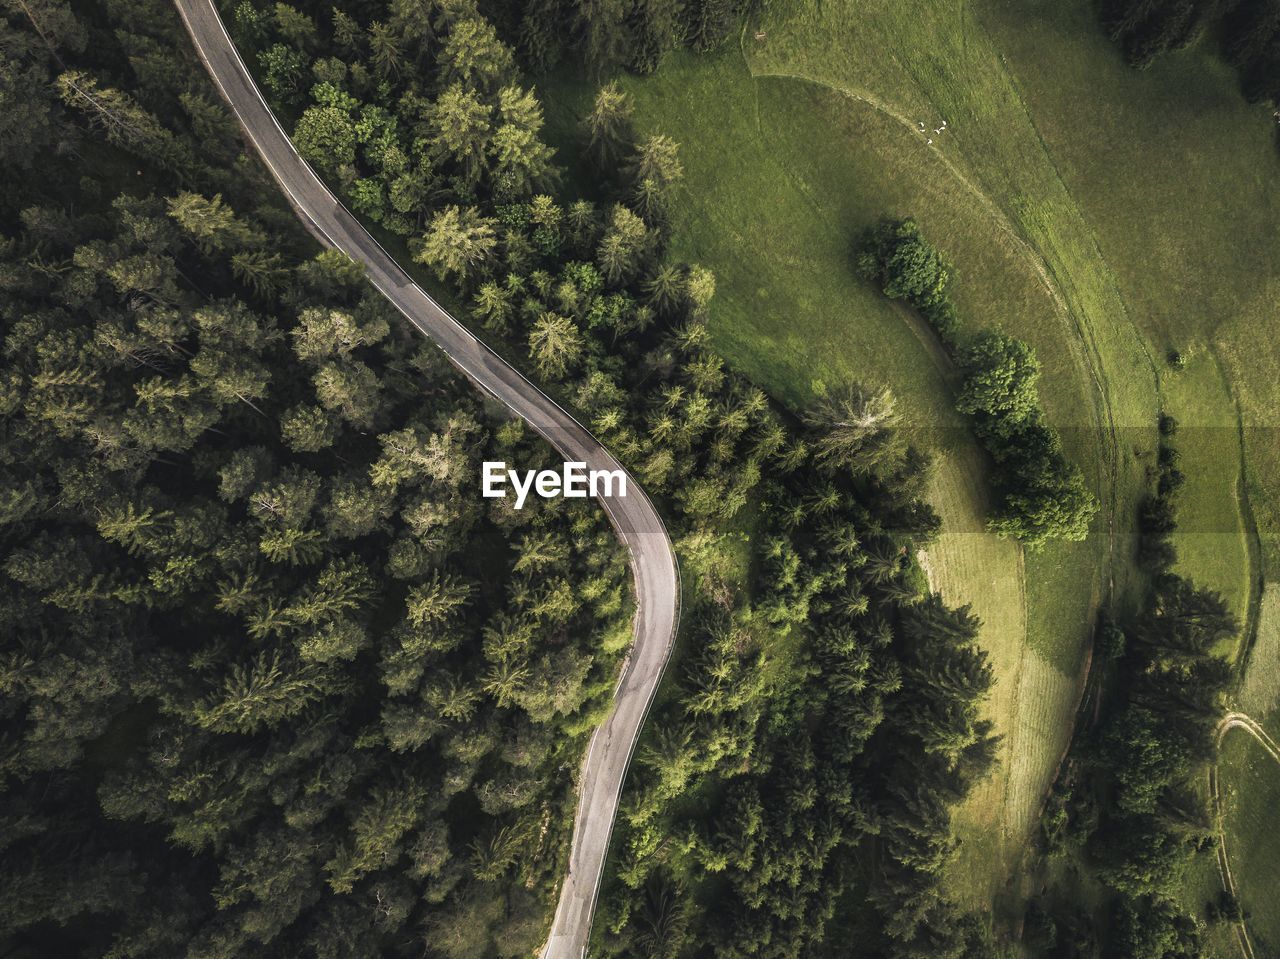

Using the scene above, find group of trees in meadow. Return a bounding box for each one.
[858,218,1098,550]
[1033,417,1237,959]
[0,1,632,956]
[1102,0,1280,106]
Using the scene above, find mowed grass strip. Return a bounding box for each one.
[1240,586,1280,719]
[974,0,1279,574]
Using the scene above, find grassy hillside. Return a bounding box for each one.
[580,53,1101,913]
[544,0,1280,927]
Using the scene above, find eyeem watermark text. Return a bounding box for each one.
[482,461,627,509]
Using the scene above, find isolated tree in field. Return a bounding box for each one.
[584,81,634,169]
[528,312,585,379]
[414,205,498,283]
[988,467,1096,547]
[804,384,903,474]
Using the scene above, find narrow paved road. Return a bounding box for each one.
[173,2,680,954]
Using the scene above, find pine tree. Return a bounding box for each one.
[528,312,585,379]
[414,205,498,284]
[584,82,635,170]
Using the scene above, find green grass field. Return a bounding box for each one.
[1221,588,1280,957]
[1219,715,1280,955]
[1240,586,1280,719]
[545,0,1280,928]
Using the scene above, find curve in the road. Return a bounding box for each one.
[172,2,680,956]
[1211,711,1280,959]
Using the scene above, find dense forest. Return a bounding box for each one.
[0,0,633,954]
[1031,416,1239,959]
[2,0,1015,956]
[0,1,1003,957]
[482,0,756,75]
[229,0,1008,954]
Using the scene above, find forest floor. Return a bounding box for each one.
[545,0,1280,935]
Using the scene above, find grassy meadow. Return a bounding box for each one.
[1218,719,1280,954]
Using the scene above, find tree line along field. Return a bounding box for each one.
[537,0,1280,934]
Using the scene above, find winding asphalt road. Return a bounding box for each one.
[172,2,679,954]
